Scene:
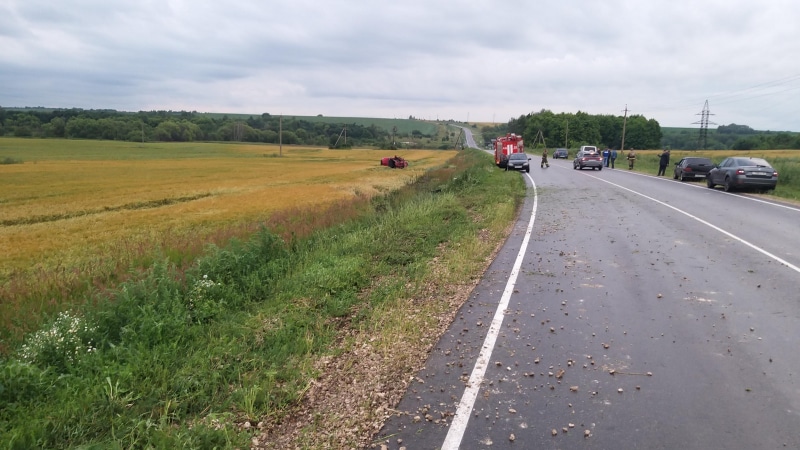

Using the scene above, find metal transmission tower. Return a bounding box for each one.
[693,100,716,149]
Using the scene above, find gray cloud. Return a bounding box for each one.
[1,0,799,130]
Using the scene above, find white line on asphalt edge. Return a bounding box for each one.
[571,163,800,213]
[590,175,800,275]
[441,173,538,449]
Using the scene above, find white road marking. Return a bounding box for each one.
[441,172,538,449]
[588,174,800,275]
[593,165,800,213]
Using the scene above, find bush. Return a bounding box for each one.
[17,311,97,372]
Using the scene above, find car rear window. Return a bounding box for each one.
[734,157,770,167]
[687,158,712,165]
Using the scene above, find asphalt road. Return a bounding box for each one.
[377,158,800,450]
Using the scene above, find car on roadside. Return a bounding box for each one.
[505,152,531,173]
[553,148,569,159]
[706,157,778,192]
[673,157,714,181]
[573,147,602,170]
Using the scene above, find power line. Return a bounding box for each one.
[692,100,716,150]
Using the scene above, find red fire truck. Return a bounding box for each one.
[493,133,524,168]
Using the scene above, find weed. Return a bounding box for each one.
[17,311,97,372]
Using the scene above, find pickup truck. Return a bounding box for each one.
[673,157,714,181]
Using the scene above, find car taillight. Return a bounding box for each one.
[773,171,779,177]
[683,167,692,172]
[736,169,745,175]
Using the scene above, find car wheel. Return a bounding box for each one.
[526,167,530,173]
[706,177,715,188]
[723,177,734,192]
[678,172,684,182]
[673,172,678,180]
[598,166,602,171]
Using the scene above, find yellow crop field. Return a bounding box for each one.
[0,138,456,344]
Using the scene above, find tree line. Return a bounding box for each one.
[479,109,663,151]
[0,108,434,148]
[480,109,800,151]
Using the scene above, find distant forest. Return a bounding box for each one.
[0,108,441,149]
[2,107,798,151]
[479,110,800,151]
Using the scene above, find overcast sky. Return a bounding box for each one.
[2,0,799,131]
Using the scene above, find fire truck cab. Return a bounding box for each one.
[493,133,524,168]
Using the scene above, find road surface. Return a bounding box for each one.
[378,158,800,449]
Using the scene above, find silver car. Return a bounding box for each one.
[706,157,778,192]
[573,149,603,170]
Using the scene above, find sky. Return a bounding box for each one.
[2,0,800,131]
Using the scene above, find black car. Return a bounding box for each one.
[505,152,531,173]
[706,157,778,192]
[553,148,568,159]
[673,157,713,181]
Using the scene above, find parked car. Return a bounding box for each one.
[573,148,602,170]
[706,157,778,192]
[673,157,714,181]
[553,148,569,159]
[505,152,531,173]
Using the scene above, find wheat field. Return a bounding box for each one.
[0,138,455,344]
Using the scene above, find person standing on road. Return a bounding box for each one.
[657,149,670,176]
[627,148,636,170]
[610,148,617,168]
[541,148,550,168]
[602,148,610,167]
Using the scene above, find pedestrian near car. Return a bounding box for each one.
[610,148,617,168]
[657,149,670,176]
[541,148,550,168]
[602,148,610,167]
[627,149,636,170]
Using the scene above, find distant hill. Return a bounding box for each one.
[661,126,800,150]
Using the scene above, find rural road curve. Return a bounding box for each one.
[377,157,800,449]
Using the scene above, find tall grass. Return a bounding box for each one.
[0,148,525,448]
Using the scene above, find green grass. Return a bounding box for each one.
[0,148,525,448]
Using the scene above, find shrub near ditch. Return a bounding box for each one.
[0,149,525,448]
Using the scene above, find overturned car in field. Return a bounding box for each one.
[380,156,408,168]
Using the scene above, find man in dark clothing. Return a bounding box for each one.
[657,149,670,176]
[610,149,617,168]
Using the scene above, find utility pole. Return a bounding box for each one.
[693,100,715,150]
[620,105,629,152]
[565,119,569,148]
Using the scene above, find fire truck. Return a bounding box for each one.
[493,133,524,168]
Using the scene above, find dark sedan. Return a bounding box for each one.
[706,157,778,192]
[505,152,531,173]
[553,148,568,159]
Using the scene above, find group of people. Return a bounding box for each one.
[600,148,619,168]
[599,147,637,169]
[539,147,670,173]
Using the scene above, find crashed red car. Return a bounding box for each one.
[380,156,408,169]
